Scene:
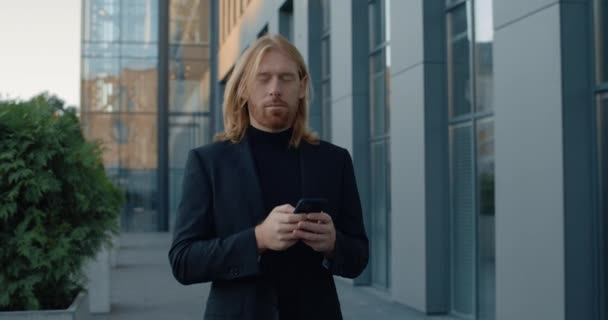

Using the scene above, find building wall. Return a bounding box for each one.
[215,1,603,319]
[494,4,565,320]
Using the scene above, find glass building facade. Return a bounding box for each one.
[446,0,495,319]
[368,0,391,290]
[81,0,212,232]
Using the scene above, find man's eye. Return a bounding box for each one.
[280,75,295,81]
[256,75,270,82]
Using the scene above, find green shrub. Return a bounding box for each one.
[0,94,124,311]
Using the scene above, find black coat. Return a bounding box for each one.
[168,135,369,320]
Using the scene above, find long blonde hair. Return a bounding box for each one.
[214,33,319,147]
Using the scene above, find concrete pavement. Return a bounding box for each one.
[91,233,455,320]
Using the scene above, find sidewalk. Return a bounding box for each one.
[92,233,454,320]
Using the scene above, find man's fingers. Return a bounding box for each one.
[274,204,295,213]
[296,221,329,234]
[277,232,298,241]
[305,212,332,223]
[294,229,324,241]
[282,213,306,224]
[276,223,298,234]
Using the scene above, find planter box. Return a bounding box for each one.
[85,246,111,313]
[0,292,89,320]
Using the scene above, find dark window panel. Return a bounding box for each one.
[477,120,495,320]
[448,4,472,118]
[450,124,475,316]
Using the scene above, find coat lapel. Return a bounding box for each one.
[235,137,266,224]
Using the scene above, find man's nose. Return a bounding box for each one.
[268,77,282,97]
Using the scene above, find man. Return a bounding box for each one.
[169,33,368,320]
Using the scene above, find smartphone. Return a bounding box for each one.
[294,198,327,214]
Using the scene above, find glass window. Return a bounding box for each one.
[321,38,331,79]
[168,114,209,230]
[598,93,608,320]
[596,1,608,318]
[80,113,159,232]
[170,0,210,44]
[597,0,608,83]
[371,140,389,288]
[169,60,210,112]
[121,0,158,43]
[477,119,495,320]
[119,59,158,113]
[447,1,495,319]
[80,114,120,167]
[168,0,212,233]
[369,0,385,49]
[368,0,391,290]
[448,3,471,117]
[450,124,475,316]
[279,1,294,42]
[321,0,330,32]
[474,0,494,112]
[83,0,120,42]
[82,58,120,112]
[320,0,331,140]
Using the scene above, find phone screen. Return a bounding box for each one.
[294,198,327,214]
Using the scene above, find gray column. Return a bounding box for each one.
[494,3,565,320]
[293,0,309,63]
[390,0,448,313]
[329,0,353,152]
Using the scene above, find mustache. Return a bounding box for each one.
[264,100,288,107]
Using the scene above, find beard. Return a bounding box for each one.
[250,102,296,131]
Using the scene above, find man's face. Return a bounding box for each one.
[247,48,307,132]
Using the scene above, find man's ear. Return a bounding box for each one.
[299,76,308,99]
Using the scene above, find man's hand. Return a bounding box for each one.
[254,204,305,253]
[294,212,336,258]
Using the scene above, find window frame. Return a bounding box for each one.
[594,1,608,318]
[367,0,392,290]
[445,0,496,318]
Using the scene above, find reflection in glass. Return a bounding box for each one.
[83,0,120,42]
[477,120,495,320]
[168,0,212,231]
[368,0,391,290]
[321,38,330,78]
[81,113,159,232]
[82,59,120,112]
[121,0,159,43]
[168,115,209,230]
[170,0,210,44]
[169,59,210,112]
[82,0,161,232]
[451,124,475,317]
[279,0,294,42]
[371,141,389,288]
[474,0,494,112]
[120,59,158,112]
[448,3,471,117]
[368,0,384,49]
[371,70,387,136]
[321,0,330,32]
[83,43,120,58]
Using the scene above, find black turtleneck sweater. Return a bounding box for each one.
[246,125,312,319]
[246,125,301,214]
